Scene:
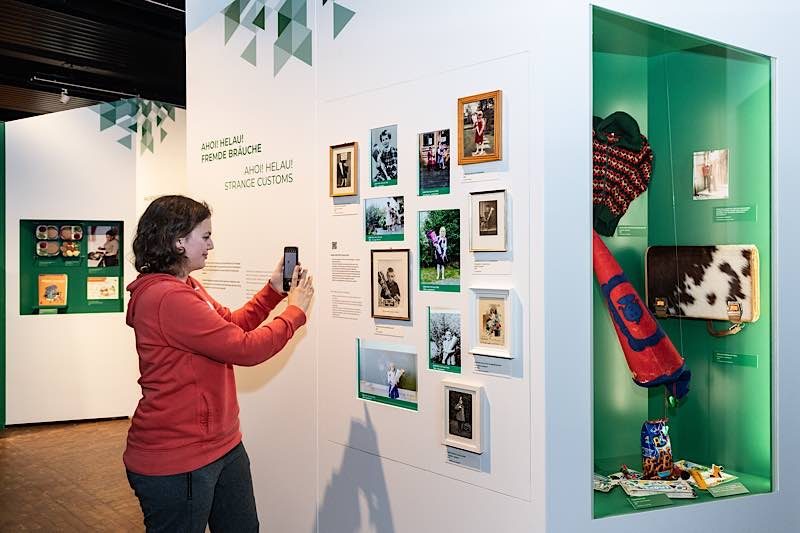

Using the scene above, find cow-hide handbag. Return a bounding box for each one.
[645,245,760,337]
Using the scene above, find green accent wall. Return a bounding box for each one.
[593,8,772,518]
[592,52,649,462]
[1,122,5,428]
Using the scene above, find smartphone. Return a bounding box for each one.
[283,246,299,292]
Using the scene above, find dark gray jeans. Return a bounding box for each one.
[127,442,258,533]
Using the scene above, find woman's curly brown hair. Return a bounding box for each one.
[133,195,211,274]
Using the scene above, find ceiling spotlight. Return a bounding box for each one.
[60,88,70,104]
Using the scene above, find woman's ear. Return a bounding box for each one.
[175,239,185,254]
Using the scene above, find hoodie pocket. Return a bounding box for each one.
[198,393,211,434]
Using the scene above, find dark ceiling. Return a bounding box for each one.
[0,0,185,122]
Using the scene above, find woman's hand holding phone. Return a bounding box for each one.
[287,265,314,312]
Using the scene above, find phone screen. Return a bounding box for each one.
[283,248,298,291]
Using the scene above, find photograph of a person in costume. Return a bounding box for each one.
[418,129,451,194]
[358,340,418,410]
[124,195,315,532]
[365,196,404,241]
[371,249,410,320]
[448,390,473,439]
[461,99,495,157]
[418,209,460,292]
[370,125,398,186]
[336,152,351,189]
[428,308,461,372]
[377,267,401,308]
[478,299,505,346]
[692,148,729,200]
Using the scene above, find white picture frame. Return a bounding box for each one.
[470,287,512,358]
[442,380,484,454]
[469,190,507,252]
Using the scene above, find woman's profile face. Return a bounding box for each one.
[178,217,214,275]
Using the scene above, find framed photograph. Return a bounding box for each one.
[442,381,484,453]
[358,339,418,410]
[371,249,411,321]
[470,190,507,252]
[418,129,450,195]
[365,196,404,242]
[692,148,729,200]
[87,225,120,268]
[370,125,398,187]
[457,90,502,165]
[470,287,512,358]
[329,142,358,197]
[418,209,460,292]
[428,307,461,373]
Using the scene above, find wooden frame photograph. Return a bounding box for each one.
[329,142,358,197]
[469,189,507,252]
[469,287,512,358]
[457,90,502,165]
[442,380,484,454]
[371,249,411,321]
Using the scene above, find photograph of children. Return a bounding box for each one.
[87,225,120,268]
[329,142,358,197]
[458,90,502,165]
[469,189,507,251]
[428,308,462,373]
[370,125,399,187]
[418,209,460,292]
[365,196,404,242]
[371,249,411,320]
[358,339,418,410]
[447,389,473,440]
[478,297,506,347]
[418,129,450,195]
[692,148,729,200]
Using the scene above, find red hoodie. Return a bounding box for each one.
[123,273,306,475]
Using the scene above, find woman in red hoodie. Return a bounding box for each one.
[125,195,313,532]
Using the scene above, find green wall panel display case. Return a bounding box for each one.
[592,8,772,518]
[20,220,124,315]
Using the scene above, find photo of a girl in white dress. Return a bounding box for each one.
[358,340,418,410]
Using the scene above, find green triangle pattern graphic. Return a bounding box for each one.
[295,30,312,66]
[294,0,307,26]
[278,0,293,18]
[241,35,258,66]
[100,112,116,131]
[278,13,291,36]
[223,0,241,44]
[274,44,292,76]
[291,21,310,51]
[333,2,355,39]
[253,6,266,29]
[94,97,176,154]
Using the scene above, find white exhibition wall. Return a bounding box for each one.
[185,1,800,532]
[4,103,187,425]
[136,107,188,216]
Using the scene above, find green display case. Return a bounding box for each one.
[592,8,772,518]
[20,220,124,315]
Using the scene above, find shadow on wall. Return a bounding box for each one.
[315,406,395,533]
